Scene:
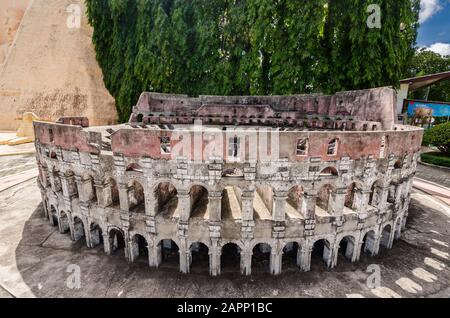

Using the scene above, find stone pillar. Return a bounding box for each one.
[270,249,283,275]
[329,188,346,217]
[177,190,191,222]
[241,190,255,239]
[300,191,317,220]
[377,186,390,213]
[145,189,157,217]
[118,183,130,211]
[178,237,190,274]
[240,250,252,276]
[94,180,111,208]
[299,245,313,272]
[208,192,222,222]
[148,237,162,268]
[355,188,371,219]
[209,239,221,276]
[103,233,111,255]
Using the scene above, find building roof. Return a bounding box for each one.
[400,71,450,91]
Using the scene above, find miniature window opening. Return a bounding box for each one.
[296,138,308,156]
[160,136,171,154]
[228,135,240,159]
[49,128,54,142]
[327,139,338,155]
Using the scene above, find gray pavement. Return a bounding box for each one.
[416,162,450,189]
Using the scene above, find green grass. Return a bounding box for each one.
[421,152,450,168]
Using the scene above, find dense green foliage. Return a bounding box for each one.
[422,122,450,154]
[86,0,420,122]
[421,152,450,168]
[408,49,450,102]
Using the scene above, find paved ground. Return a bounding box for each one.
[416,162,450,189]
[0,154,449,298]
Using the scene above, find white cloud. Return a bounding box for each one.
[426,42,450,56]
[420,0,443,23]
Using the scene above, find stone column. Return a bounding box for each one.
[376,186,390,213]
[148,237,162,268]
[178,237,190,274]
[118,183,130,211]
[240,250,252,276]
[208,191,222,222]
[177,190,191,222]
[355,188,371,219]
[241,190,255,239]
[94,180,110,208]
[103,233,111,255]
[299,244,313,272]
[300,191,317,219]
[209,240,221,276]
[270,249,283,275]
[329,188,347,217]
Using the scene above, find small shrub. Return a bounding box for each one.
[422,122,450,154]
[421,152,450,168]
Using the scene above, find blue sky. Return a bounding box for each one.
[417,0,450,55]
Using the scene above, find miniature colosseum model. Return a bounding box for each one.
[34,87,423,276]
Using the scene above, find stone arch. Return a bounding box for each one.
[157,239,180,269]
[128,179,145,213]
[282,241,301,270]
[310,238,333,269]
[394,160,402,169]
[189,185,209,219]
[337,235,356,263]
[317,184,335,214]
[154,181,178,217]
[131,233,149,263]
[50,205,58,226]
[126,163,143,173]
[89,222,104,247]
[252,243,272,274]
[361,229,377,255]
[189,242,209,273]
[221,185,242,220]
[221,242,241,273]
[59,211,70,234]
[319,166,339,177]
[108,227,126,255]
[368,181,379,207]
[380,224,393,249]
[72,216,86,242]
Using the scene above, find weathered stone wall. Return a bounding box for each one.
[0,0,117,130]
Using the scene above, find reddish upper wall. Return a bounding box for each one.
[132,87,397,130]
[34,121,100,154]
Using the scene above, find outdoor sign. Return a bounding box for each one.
[406,100,450,117]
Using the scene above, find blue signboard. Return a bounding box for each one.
[407,100,450,117]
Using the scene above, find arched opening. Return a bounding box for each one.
[380,225,392,250]
[221,243,241,273]
[369,182,378,207]
[73,217,85,242]
[252,243,271,274]
[154,182,178,217]
[394,160,402,169]
[128,180,145,213]
[221,186,242,220]
[50,205,58,227]
[361,230,376,256]
[337,236,355,264]
[126,163,143,173]
[311,239,332,269]
[90,223,103,247]
[159,239,179,269]
[189,185,209,219]
[109,228,125,255]
[344,183,356,210]
[286,186,303,219]
[317,184,334,214]
[136,114,144,122]
[319,166,338,176]
[52,167,62,192]
[282,242,300,270]
[105,177,119,207]
[253,185,273,220]
[59,211,70,234]
[132,234,148,263]
[189,242,209,273]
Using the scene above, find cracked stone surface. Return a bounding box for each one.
[0,176,449,298]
